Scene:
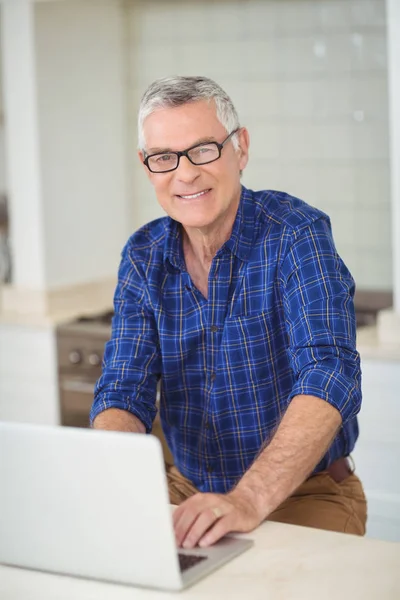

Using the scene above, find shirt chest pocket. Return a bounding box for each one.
[220,311,275,388]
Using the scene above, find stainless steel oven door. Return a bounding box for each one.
[59,375,174,464]
[60,375,95,428]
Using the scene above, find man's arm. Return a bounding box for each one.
[173,217,361,548]
[90,242,161,432]
[92,408,146,433]
[229,394,341,522]
[173,394,340,548]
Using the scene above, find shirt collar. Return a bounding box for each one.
[223,185,255,261]
[163,185,256,271]
[163,218,184,272]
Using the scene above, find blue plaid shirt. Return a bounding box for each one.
[91,186,361,493]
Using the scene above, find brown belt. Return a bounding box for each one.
[323,456,353,484]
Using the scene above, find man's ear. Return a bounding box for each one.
[138,150,152,181]
[237,127,250,172]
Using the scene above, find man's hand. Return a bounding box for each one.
[173,486,266,549]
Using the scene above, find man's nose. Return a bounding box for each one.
[175,156,201,183]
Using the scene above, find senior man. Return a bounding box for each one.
[91,76,367,548]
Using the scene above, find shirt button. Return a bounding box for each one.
[210,325,218,333]
[207,464,213,473]
[210,373,216,382]
[205,421,210,430]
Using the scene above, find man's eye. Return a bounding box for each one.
[198,146,212,154]
[191,146,212,158]
[156,154,174,162]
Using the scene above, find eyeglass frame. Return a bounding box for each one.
[142,128,240,173]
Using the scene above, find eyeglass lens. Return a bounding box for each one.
[148,143,220,172]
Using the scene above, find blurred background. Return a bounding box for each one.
[0,0,399,542]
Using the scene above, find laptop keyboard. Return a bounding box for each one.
[178,553,208,572]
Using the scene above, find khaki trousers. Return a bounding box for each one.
[167,464,367,536]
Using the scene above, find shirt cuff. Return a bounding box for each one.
[89,393,157,433]
[289,367,361,424]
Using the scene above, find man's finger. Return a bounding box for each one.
[174,495,211,546]
[172,492,207,527]
[198,514,232,547]
[174,494,218,544]
[181,506,223,549]
[174,507,201,547]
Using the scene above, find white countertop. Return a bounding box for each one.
[0,279,115,328]
[1,521,399,600]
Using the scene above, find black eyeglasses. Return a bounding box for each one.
[143,128,240,173]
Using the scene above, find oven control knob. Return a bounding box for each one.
[69,350,82,365]
[88,353,101,366]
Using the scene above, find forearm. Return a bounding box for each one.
[234,394,342,518]
[92,407,146,433]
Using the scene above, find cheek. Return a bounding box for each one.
[151,175,172,199]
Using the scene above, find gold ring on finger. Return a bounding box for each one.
[212,507,223,519]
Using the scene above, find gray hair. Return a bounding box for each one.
[138,76,240,151]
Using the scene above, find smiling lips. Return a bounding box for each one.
[177,189,211,199]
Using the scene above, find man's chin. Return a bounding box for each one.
[178,214,217,230]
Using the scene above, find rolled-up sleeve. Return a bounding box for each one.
[89,244,161,432]
[280,217,362,424]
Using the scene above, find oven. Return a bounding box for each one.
[56,312,173,463]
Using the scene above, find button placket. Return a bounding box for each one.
[204,255,232,488]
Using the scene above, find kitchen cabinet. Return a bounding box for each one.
[353,357,400,542]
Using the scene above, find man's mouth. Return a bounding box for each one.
[176,189,211,200]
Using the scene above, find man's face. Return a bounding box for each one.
[138,100,249,231]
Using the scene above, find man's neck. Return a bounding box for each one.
[182,197,240,270]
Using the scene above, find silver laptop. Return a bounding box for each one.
[0,421,253,591]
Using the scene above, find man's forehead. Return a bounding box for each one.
[142,100,225,151]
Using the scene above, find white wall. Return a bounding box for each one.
[0,13,5,196]
[386,0,400,312]
[127,0,390,291]
[34,0,130,288]
[1,0,47,288]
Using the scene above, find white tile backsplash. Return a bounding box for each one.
[350,32,387,71]
[127,0,391,290]
[315,165,356,208]
[280,81,317,119]
[282,122,323,161]
[319,123,354,160]
[232,80,282,120]
[244,39,280,79]
[278,0,322,34]
[350,249,393,289]
[353,162,390,207]
[353,122,390,160]
[281,164,319,201]
[241,0,279,36]
[247,124,282,161]
[355,207,392,249]
[319,1,352,31]
[276,36,330,77]
[313,79,353,118]
[351,75,389,120]
[350,0,387,28]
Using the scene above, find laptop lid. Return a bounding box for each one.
[0,422,183,590]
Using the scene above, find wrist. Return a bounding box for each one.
[231,471,271,521]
